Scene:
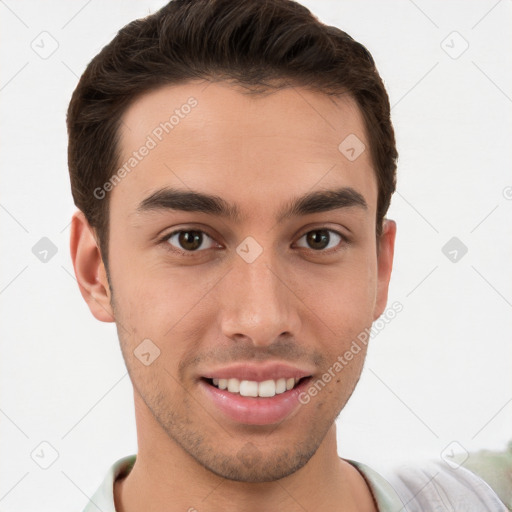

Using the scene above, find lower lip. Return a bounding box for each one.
[199,378,310,426]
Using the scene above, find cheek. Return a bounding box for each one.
[110,254,218,347]
[292,255,377,331]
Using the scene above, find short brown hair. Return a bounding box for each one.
[67,0,398,271]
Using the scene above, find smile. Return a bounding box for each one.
[209,377,302,397]
[198,363,314,425]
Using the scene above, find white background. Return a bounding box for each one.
[1,1,511,511]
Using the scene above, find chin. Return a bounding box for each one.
[203,444,317,483]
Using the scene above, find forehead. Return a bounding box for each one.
[113,80,377,217]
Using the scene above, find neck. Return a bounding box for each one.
[114,392,377,512]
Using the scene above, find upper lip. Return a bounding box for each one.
[201,362,313,382]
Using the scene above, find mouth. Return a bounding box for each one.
[203,376,308,397]
[198,364,313,425]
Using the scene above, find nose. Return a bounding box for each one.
[218,250,302,347]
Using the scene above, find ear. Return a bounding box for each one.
[373,219,397,320]
[70,210,114,322]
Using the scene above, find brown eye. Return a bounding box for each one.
[167,230,214,252]
[296,229,343,251]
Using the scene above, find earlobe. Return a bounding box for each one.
[70,210,114,323]
[373,219,397,320]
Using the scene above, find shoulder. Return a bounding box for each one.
[381,458,509,512]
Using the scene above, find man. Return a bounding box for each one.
[67,0,508,510]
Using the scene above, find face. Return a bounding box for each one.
[78,81,395,482]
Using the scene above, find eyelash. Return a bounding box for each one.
[159,227,350,256]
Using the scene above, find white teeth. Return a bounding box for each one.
[211,377,300,396]
[227,378,240,393]
[276,378,286,394]
[258,379,276,397]
[239,380,259,397]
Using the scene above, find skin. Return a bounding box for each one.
[71,80,396,512]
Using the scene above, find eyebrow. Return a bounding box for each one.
[136,186,368,222]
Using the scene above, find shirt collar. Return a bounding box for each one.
[346,459,407,511]
[83,455,135,512]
